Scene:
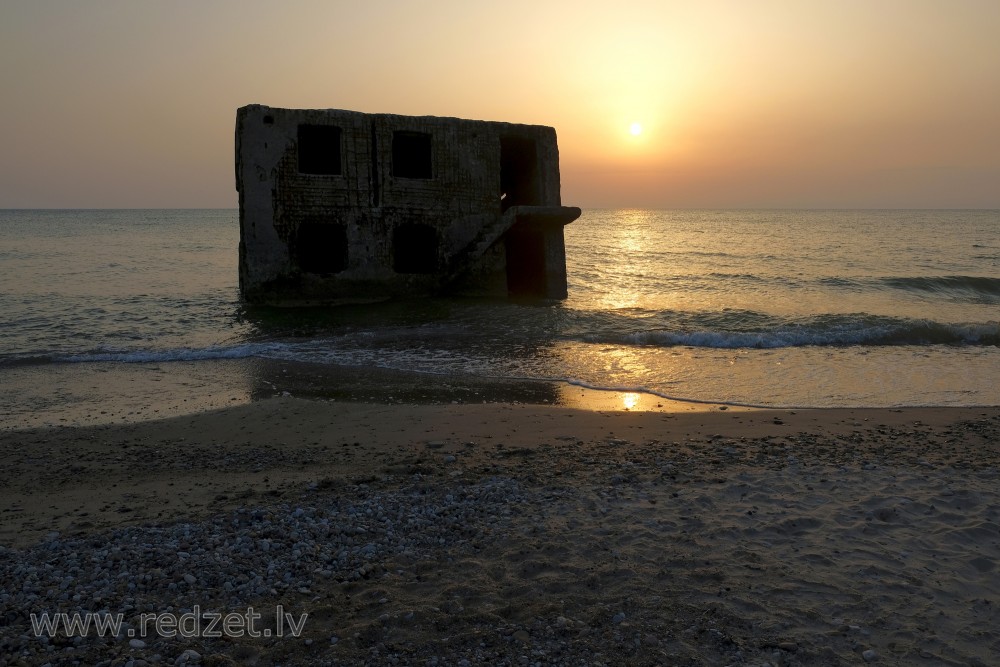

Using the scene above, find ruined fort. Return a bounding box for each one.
[235,105,580,305]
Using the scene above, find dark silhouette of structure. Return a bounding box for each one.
[235,105,580,305]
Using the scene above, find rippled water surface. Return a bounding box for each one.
[1,208,998,411]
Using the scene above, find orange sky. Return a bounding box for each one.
[1,0,998,208]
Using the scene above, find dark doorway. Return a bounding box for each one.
[393,223,438,273]
[505,226,546,296]
[500,137,539,212]
[295,223,348,274]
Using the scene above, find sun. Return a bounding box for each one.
[629,122,643,136]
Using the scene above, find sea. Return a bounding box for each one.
[1,208,998,427]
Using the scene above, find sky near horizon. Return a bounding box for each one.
[1,0,999,209]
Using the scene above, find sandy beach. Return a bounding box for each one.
[1,396,998,666]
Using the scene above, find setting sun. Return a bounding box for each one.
[629,122,643,136]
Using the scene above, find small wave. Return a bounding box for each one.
[57,344,274,364]
[0,354,58,369]
[818,276,867,289]
[816,275,1000,302]
[881,276,1000,300]
[706,272,767,282]
[609,318,1000,349]
[1,346,268,368]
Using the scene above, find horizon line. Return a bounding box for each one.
[2,206,999,212]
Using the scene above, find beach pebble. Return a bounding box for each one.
[862,648,877,661]
[129,638,146,649]
[175,649,201,665]
[612,612,626,624]
[183,573,196,585]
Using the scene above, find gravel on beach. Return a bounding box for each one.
[2,400,999,666]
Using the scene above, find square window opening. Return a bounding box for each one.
[295,222,348,274]
[392,131,433,179]
[298,125,342,175]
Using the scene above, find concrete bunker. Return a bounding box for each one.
[235,105,580,305]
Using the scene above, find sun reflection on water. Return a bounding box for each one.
[595,210,653,310]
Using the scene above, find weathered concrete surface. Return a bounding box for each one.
[235,105,579,305]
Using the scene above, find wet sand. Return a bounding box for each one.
[2,398,999,665]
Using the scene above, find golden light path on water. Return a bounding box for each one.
[553,209,1000,410]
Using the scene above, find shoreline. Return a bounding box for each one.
[5,356,998,433]
[0,358,759,432]
[2,397,999,664]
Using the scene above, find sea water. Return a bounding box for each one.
[1,208,998,424]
